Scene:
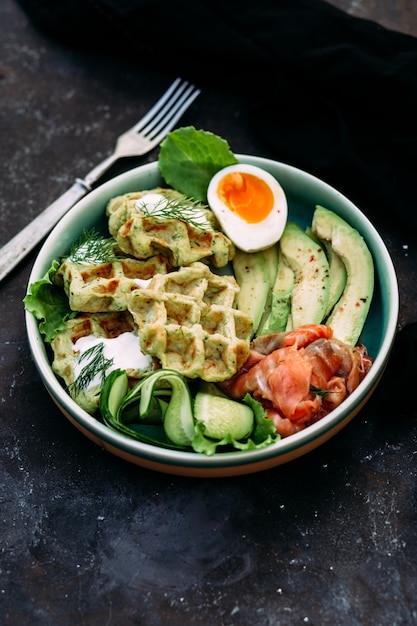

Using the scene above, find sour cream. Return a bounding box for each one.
[135,192,169,213]
[73,332,152,390]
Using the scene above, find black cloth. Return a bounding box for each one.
[16,0,417,236]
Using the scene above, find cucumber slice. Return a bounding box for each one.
[193,392,254,441]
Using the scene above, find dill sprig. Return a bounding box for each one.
[310,384,339,399]
[137,196,212,231]
[71,342,113,395]
[69,228,118,265]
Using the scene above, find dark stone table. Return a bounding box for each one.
[1,1,417,624]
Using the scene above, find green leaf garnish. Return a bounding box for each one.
[158,126,238,203]
[23,260,76,342]
[69,228,117,265]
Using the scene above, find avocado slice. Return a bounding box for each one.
[321,239,347,318]
[306,226,347,317]
[279,222,330,328]
[258,247,294,334]
[233,248,271,335]
[312,205,374,345]
[257,244,280,333]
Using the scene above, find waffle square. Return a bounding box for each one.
[56,255,169,313]
[106,188,235,268]
[128,262,253,381]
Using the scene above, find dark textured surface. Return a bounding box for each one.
[1,1,417,624]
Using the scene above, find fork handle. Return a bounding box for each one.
[0,179,90,283]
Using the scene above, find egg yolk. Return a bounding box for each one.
[217,172,274,223]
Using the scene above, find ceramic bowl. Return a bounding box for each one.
[25,156,399,477]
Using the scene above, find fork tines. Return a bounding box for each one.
[133,78,201,144]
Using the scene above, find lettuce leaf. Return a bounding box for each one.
[244,393,280,445]
[23,260,76,342]
[158,126,237,202]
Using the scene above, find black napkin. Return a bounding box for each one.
[16,0,417,236]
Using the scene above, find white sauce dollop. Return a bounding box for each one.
[73,331,152,391]
[135,193,169,213]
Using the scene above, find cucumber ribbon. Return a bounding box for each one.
[100,368,194,449]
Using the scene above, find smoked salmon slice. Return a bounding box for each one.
[220,324,372,437]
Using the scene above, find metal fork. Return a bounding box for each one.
[0,77,200,283]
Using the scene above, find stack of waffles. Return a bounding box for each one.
[50,191,253,411]
[128,262,253,382]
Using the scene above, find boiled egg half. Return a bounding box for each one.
[207,163,288,252]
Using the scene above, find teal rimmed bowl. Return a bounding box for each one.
[25,156,399,477]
